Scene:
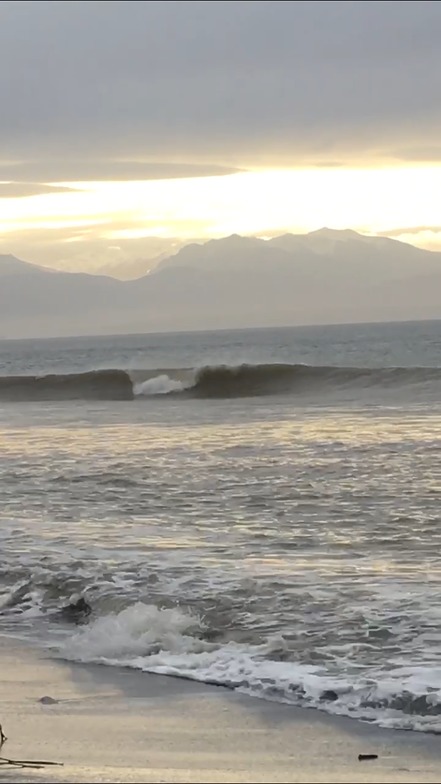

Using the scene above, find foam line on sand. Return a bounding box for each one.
[1,636,441,783]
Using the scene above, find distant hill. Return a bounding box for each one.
[0,254,50,277]
[0,254,128,338]
[155,234,292,273]
[31,237,194,280]
[1,229,441,338]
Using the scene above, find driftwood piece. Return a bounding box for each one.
[0,723,63,769]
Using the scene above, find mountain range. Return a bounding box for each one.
[31,236,193,280]
[1,228,441,339]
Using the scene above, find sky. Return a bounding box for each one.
[1,0,441,269]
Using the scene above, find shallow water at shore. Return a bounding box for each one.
[1,322,441,732]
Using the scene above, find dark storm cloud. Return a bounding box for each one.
[1,0,441,180]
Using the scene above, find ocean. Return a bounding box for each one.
[1,320,441,733]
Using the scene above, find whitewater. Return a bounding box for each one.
[1,321,441,734]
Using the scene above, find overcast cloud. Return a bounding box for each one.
[1,0,441,181]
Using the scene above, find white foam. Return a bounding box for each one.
[0,591,14,610]
[61,602,339,705]
[134,374,187,396]
[64,602,209,660]
[60,603,441,733]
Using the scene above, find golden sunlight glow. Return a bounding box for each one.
[1,165,441,247]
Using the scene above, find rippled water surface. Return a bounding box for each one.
[1,321,441,732]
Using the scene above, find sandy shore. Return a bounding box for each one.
[1,636,441,783]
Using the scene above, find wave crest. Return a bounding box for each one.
[135,363,441,399]
[0,369,134,402]
[2,363,441,402]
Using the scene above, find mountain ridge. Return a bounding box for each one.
[1,229,441,338]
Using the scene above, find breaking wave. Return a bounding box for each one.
[59,602,441,733]
[4,568,441,733]
[182,363,441,399]
[134,374,188,396]
[1,363,441,402]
